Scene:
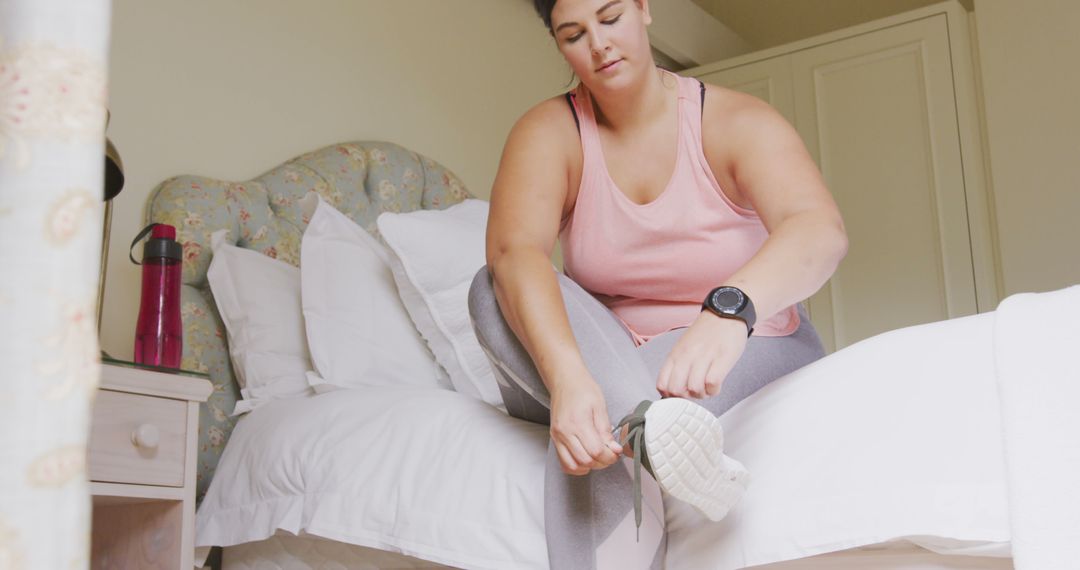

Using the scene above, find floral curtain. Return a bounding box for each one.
[0,0,111,568]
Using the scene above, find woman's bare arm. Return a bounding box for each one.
[486,99,587,391]
[487,98,622,474]
[657,87,848,400]
[704,87,848,321]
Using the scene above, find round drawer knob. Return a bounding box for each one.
[131,424,160,450]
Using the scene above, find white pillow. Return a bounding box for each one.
[664,311,1011,568]
[206,230,314,415]
[376,199,503,410]
[300,194,450,392]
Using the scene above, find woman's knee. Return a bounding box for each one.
[468,265,501,332]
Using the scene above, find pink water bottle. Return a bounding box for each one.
[131,223,183,368]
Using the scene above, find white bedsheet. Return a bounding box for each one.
[222,532,1013,570]
[197,308,1024,569]
[993,285,1080,570]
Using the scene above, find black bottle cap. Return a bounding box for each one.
[130,223,182,264]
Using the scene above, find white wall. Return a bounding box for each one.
[974,0,1080,296]
[102,0,570,359]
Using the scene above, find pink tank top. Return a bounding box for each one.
[559,71,801,346]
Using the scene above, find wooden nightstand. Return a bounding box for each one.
[89,361,213,570]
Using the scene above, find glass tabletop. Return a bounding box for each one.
[101,354,211,380]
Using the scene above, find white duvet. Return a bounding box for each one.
[993,286,1080,569]
[199,290,1080,569]
[196,386,550,569]
[666,311,1010,568]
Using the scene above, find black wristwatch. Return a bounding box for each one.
[702,286,756,337]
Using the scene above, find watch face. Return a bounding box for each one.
[711,288,745,314]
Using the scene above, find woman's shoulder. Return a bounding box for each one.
[699,81,797,157]
[502,94,583,164]
[513,94,581,140]
[700,82,781,128]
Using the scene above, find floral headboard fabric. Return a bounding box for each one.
[146,141,473,503]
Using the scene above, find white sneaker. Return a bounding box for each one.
[645,398,750,520]
[616,398,750,526]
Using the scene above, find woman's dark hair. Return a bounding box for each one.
[533,0,558,33]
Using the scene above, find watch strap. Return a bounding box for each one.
[702,286,756,337]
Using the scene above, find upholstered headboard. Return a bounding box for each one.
[146,141,474,503]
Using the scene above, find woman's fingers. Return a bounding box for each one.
[548,379,628,474]
[555,441,588,475]
[656,358,673,397]
[571,431,617,470]
[664,351,729,399]
[657,313,753,400]
[686,358,709,399]
[589,440,620,468]
[556,434,617,475]
[667,360,691,398]
[593,409,624,456]
[576,427,619,469]
[557,419,621,474]
[704,357,730,397]
[564,433,595,468]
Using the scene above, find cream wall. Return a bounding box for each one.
[974,0,1080,296]
[102,0,569,359]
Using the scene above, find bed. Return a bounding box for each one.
[149,141,1078,569]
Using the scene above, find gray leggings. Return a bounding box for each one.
[467,266,825,570]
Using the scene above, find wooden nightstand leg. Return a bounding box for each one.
[183,401,199,569]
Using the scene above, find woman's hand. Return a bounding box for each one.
[657,312,748,399]
[549,374,624,476]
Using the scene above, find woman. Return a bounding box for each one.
[467,0,848,567]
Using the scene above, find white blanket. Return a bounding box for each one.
[666,311,1011,568]
[993,285,1080,569]
[197,286,1080,569]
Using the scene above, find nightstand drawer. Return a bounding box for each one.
[88,389,187,487]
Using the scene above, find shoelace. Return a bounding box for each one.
[613,399,655,541]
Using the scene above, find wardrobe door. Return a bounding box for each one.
[695,54,796,124]
[792,14,977,352]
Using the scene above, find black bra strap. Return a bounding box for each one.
[564,92,581,133]
[699,80,706,117]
